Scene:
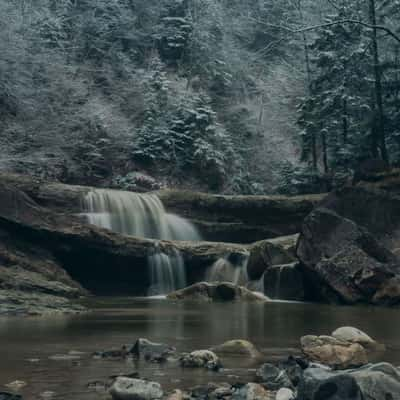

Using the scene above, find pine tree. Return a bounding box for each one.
[298,6,373,172]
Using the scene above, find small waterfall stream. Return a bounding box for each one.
[83,189,201,295]
[206,253,249,286]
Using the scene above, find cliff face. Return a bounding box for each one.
[0,0,306,195]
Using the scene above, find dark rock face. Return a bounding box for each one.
[297,208,400,304]
[263,263,304,301]
[297,208,396,267]
[158,190,323,243]
[321,185,400,245]
[0,184,87,315]
[247,240,296,281]
[314,246,394,304]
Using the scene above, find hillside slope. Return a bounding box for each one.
[0,0,316,194]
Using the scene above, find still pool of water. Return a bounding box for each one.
[1,298,400,400]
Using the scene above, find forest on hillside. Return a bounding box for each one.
[1,0,400,194]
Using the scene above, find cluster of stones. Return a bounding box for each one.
[92,328,400,400]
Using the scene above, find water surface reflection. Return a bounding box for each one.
[1,299,400,400]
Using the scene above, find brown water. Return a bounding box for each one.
[1,298,400,400]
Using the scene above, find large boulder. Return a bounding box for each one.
[300,335,368,369]
[312,246,394,304]
[350,362,400,400]
[297,367,363,400]
[320,185,400,244]
[263,263,304,301]
[109,377,163,400]
[297,208,400,304]
[211,339,262,360]
[167,282,268,302]
[298,363,400,400]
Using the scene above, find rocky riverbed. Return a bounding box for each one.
[1,321,398,400]
[1,299,400,400]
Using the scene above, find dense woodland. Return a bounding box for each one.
[1,0,400,194]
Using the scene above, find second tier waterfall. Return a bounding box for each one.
[83,189,201,294]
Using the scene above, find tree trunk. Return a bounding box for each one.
[369,0,389,162]
[342,98,348,145]
[297,0,318,171]
[321,131,328,173]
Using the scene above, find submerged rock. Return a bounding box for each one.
[109,377,163,400]
[211,340,262,359]
[128,338,176,362]
[167,282,268,302]
[180,350,221,370]
[93,347,128,360]
[300,335,368,369]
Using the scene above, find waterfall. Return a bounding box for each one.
[148,247,186,296]
[83,189,200,240]
[83,189,201,295]
[206,253,249,286]
[274,265,283,300]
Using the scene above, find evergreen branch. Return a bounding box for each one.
[250,17,400,44]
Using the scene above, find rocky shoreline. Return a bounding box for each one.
[2,327,398,400]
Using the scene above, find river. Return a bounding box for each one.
[1,298,400,400]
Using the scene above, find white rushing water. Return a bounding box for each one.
[83,189,201,295]
[206,253,249,286]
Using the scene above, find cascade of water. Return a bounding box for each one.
[83,189,201,295]
[274,265,284,300]
[205,253,249,286]
[148,247,186,296]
